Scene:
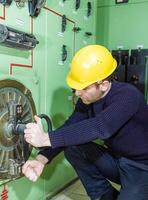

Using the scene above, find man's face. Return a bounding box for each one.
[75,83,104,104]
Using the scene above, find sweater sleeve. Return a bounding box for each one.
[38,147,64,163]
[48,86,141,148]
[59,99,88,127]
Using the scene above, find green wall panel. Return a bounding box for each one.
[45,10,74,128]
[0,0,97,199]
[96,0,148,98]
[97,0,148,49]
[97,0,148,7]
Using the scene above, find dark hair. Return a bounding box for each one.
[103,73,115,82]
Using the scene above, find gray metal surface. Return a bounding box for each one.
[0,79,36,179]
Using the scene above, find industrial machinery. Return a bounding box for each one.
[0,0,12,6]
[0,0,148,199]
[0,24,39,50]
[0,79,36,179]
[28,0,46,17]
[112,49,148,94]
[0,79,52,180]
[0,0,96,199]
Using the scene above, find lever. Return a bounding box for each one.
[75,0,80,10]
[87,2,92,17]
[62,45,67,62]
[15,114,52,135]
[61,15,67,32]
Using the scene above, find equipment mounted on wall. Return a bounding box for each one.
[0,79,52,179]
[85,32,92,36]
[0,0,12,6]
[115,0,129,4]
[61,15,67,32]
[14,0,26,7]
[73,27,81,33]
[0,23,39,50]
[62,45,67,62]
[75,0,80,10]
[87,2,92,17]
[28,0,46,17]
[0,80,36,179]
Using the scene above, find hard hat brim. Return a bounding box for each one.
[66,59,117,90]
[66,74,97,90]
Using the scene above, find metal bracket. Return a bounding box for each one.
[0,0,12,6]
[73,27,81,33]
[61,15,67,33]
[14,0,27,7]
[62,45,67,62]
[87,2,92,17]
[85,32,93,36]
[115,0,128,4]
[28,0,46,17]
[0,23,39,50]
[75,0,80,10]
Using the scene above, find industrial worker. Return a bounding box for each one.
[22,45,148,200]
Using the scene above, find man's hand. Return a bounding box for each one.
[22,160,43,182]
[24,115,51,147]
[22,155,48,182]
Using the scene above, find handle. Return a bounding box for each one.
[37,114,52,131]
[62,45,67,62]
[15,114,52,134]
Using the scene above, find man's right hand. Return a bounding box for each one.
[22,159,44,182]
[22,155,48,182]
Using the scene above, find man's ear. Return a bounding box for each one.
[99,81,110,92]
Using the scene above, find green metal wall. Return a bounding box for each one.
[96,0,148,98]
[0,1,97,199]
[96,0,148,50]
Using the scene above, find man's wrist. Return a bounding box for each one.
[43,133,51,147]
[35,154,49,165]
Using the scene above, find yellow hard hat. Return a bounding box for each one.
[66,45,117,90]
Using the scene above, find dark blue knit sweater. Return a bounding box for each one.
[40,81,148,162]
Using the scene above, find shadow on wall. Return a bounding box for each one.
[50,87,73,129]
